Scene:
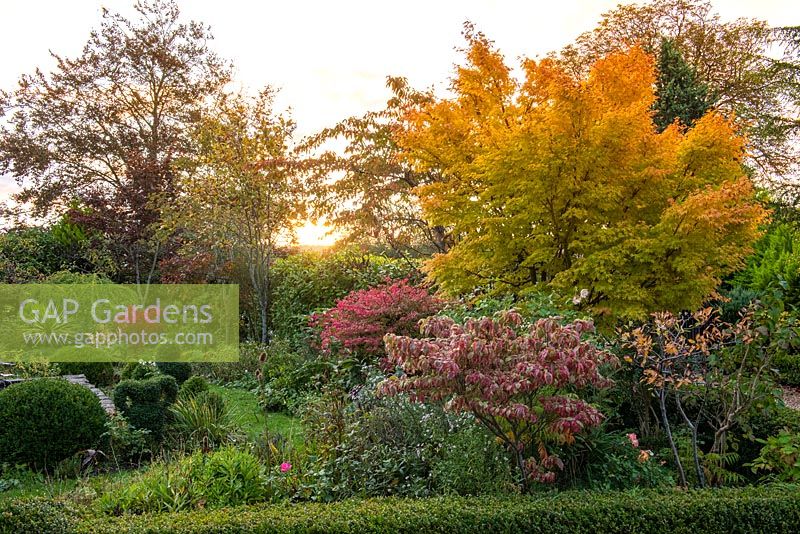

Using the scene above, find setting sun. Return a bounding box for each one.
[296,219,339,248]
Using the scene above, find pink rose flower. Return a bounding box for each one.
[627,433,639,448]
[280,462,292,473]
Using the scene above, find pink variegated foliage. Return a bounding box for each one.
[379,310,618,486]
[310,279,442,361]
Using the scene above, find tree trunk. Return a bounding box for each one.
[659,387,687,487]
[675,392,706,488]
[260,296,269,344]
[634,382,656,439]
[515,447,530,493]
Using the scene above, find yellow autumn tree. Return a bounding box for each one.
[397,26,767,320]
[168,90,304,343]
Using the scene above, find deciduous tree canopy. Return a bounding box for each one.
[0,0,230,216]
[168,90,304,343]
[398,28,767,320]
[299,77,450,257]
[555,0,800,182]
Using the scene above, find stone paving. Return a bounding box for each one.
[62,374,116,415]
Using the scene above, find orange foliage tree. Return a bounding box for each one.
[397,26,767,321]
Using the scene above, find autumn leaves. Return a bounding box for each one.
[396,31,765,321]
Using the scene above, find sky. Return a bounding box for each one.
[1,0,798,244]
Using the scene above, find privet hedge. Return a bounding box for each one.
[75,486,800,534]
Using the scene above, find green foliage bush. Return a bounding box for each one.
[309,376,512,499]
[0,378,108,470]
[113,375,178,441]
[259,340,321,412]
[5,360,61,379]
[748,430,800,481]
[179,376,209,399]
[0,226,112,284]
[735,404,800,477]
[99,447,271,515]
[430,424,515,495]
[190,342,263,385]
[120,362,159,381]
[748,404,800,437]
[0,498,73,534]
[717,285,761,323]
[57,362,116,387]
[439,291,582,325]
[43,270,112,284]
[774,353,800,386]
[79,486,800,533]
[736,223,800,308]
[156,362,192,385]
[0,227,68,282]
[560,429,675,490]
[101,413,152,466]
[270,250,419,349]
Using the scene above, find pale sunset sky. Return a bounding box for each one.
[0,0,797,245]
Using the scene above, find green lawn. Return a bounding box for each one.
[210,385,304,448]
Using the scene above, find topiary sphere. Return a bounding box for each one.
[0,378,108,471]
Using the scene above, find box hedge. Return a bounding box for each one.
[0,498,73,534]
[75,485,800,533]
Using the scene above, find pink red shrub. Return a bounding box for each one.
[380,310,617,488]
[310,279,442,362]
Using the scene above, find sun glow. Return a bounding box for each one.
[296,220,339,248]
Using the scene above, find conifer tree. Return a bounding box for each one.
[653,39,711,131]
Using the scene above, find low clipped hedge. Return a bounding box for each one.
[0,498,73,534]
[76,486,800,533]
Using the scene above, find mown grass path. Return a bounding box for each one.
[209,385,304,448]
